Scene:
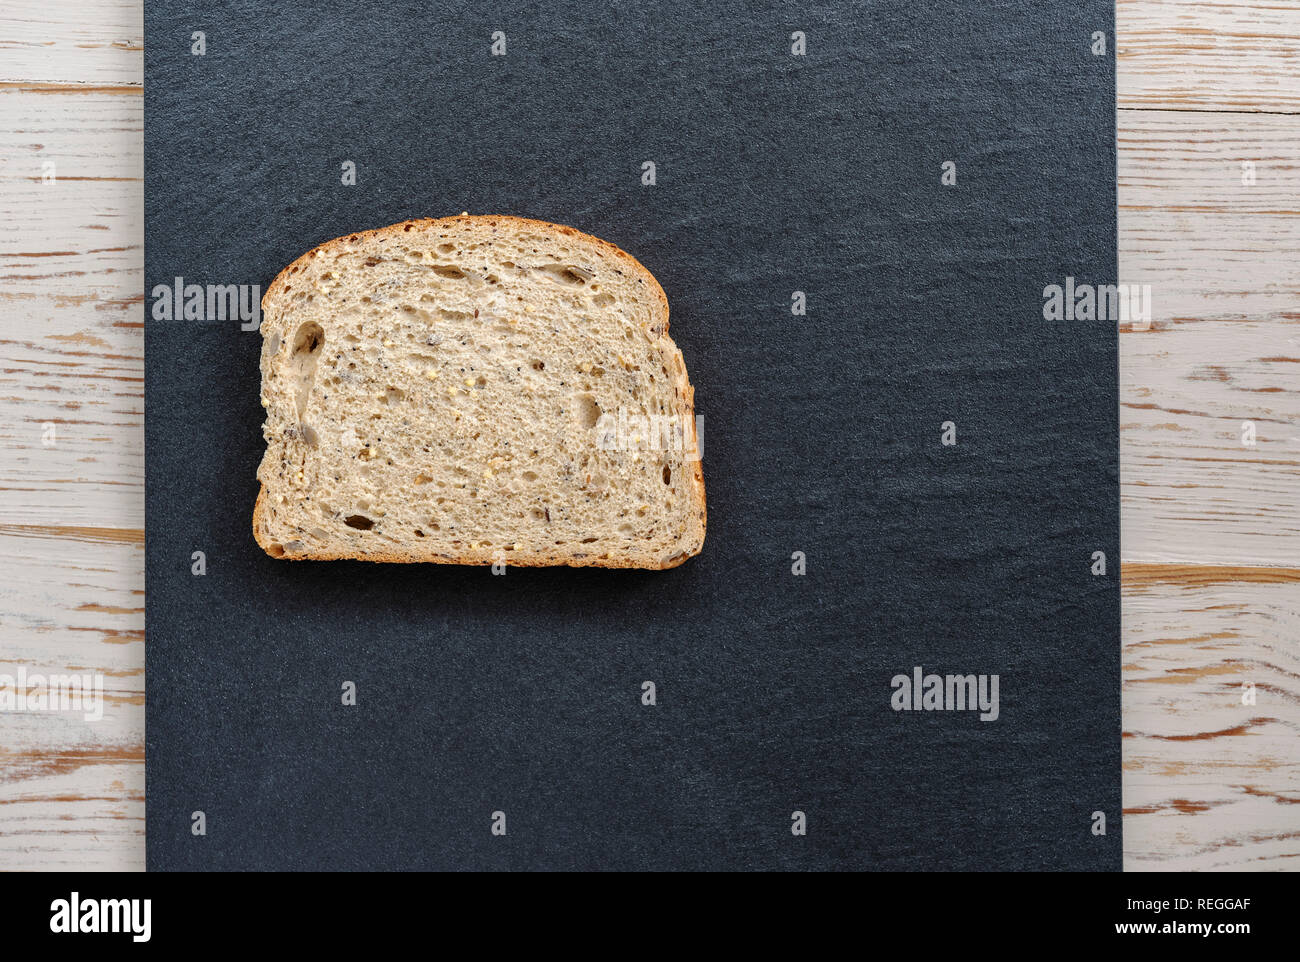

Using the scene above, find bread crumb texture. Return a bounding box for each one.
[253,215,706,568]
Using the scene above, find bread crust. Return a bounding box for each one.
[253,214,706,569]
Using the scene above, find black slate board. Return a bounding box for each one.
[145,0,1120,870]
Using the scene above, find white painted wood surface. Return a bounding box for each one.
[0,0,1296,871]
[1117,0,1300,113]
[1,0,145,871]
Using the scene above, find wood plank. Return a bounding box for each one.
[1123,563,1300,870]
[1118,110,1300,329]
[1118,0,1300,114]
[1122,321,1300,566]
[0,0,144,872]
[0,79,143,530]
[0,0,141,88]
[0,531,144,871]
[1119,109,1300,567]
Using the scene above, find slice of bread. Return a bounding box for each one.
[253,214,706,569]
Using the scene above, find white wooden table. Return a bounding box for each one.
[0,0,1296,870]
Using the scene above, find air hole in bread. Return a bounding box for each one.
[530,360,544,371]
[537,263,592,286]
[522,470,539,482]
[290,322,325,418]
[663,465,671,485]
[431,265,466,280]
[345,514,374,530]
[265,542,286,558]
[591,292,615,307]
[576,394,602,429]
[293,322,324,356]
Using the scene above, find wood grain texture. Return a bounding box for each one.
[1123,563,1300,870]
[0,0,1295,871]
[1116,7,1298,869]
[0,0,141,87]
[0,0,144,871]
[1121,318,1300,566]
[1118,111,1299,331]
[1117,0,1300,113]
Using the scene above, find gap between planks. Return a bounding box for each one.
[1119,107,1300,117]
[1124,562,1300,587]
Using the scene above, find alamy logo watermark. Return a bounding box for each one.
[891,666,999,721]
[150,276,261,330]
[50,893,150,942]
[1043,276,1152,330]
[0,667,104,721]
[595,407,703,461]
